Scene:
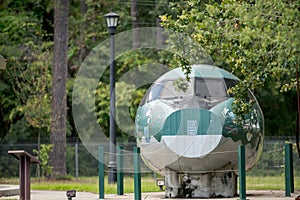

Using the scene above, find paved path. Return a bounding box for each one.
[0,190,299,200]
[0,185,18,197]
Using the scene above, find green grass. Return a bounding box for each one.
[1,176,299,194]
[0,199,18,200]
[31,176,162,194]
[246,176,300,190]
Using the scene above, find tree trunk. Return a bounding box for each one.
[296,67,300,158]
[156,0,165,47]
[50,0,68,177]
[79,0,87,63]
[131,0,139,49]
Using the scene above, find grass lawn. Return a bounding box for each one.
[0,176,299,194]
[247,176,300,190]
[31,176,162,194]
[0,176,162,194]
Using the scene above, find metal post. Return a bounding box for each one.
[238,145,246,200]
[108,26,117,184]
[75,142,79,180]
[20,155,31,200]
[290,145,294,194]
[285,143,294,196]
[8,150,39,200]
[99,147,105,200]
[134,147,141,200]
[117,146,124,195]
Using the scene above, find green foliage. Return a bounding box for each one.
[1,0,299,180]
[173,78,190,93]
[160,0,300,122]
[0,0,53,142]
[66,144,98,177]
[248,139,300,176]
[0,0,172,144]
[95,49,175,141]
[33,144,53,178]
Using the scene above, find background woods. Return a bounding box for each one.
[0,0,299,177]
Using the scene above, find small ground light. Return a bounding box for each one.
[156,180,165,191]
[66,190,76,200]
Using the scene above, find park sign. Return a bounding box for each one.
[0,55,7,69]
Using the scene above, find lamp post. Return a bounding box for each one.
[105,11,119,184]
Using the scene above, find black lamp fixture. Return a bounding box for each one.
[105,12,120,35]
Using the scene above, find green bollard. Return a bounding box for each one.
[285,143,294,196]
[99,147,105,200]
[117,146,124,195]
[239,145,246,200]
[134,147,141,200]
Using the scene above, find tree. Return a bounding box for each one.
[0,0,54,178]
[161,0,299,119]
[131,0,139,48]
[49,0,68,177]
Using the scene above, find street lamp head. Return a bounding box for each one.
[105,12,119,35]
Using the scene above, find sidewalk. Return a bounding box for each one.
[0,185,18,197]
[0,190,299,200]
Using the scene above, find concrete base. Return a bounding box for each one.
[165,168,237,198]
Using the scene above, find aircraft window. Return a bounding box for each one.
[224,78,239,97]
[148,83,163,102]
[195,78,226,98]
[160,79,192,99]
[140,77,238,106]
[139,90,149,106]
[139,83,163,106]
[225,79,238,89]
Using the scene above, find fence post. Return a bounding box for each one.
[75,142,79,180]
[285,143,294,196]
[99,147,105,200]
[134,147,141,200]
[238,145,246,200]
[117,146,124,195]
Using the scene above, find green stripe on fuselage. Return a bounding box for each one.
[153,108,220,141]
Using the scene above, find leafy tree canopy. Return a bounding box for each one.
[160,0,300,117]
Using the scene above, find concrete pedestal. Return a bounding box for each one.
[165,168,237,198]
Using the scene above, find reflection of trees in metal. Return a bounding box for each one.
[222,94,264,152]
[195,78,226,98]
[173,78,190,93]
[155,78,237,99]
[135,65,264,175]
[141,76,239,111]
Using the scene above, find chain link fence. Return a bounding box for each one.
[0,136,299,178]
